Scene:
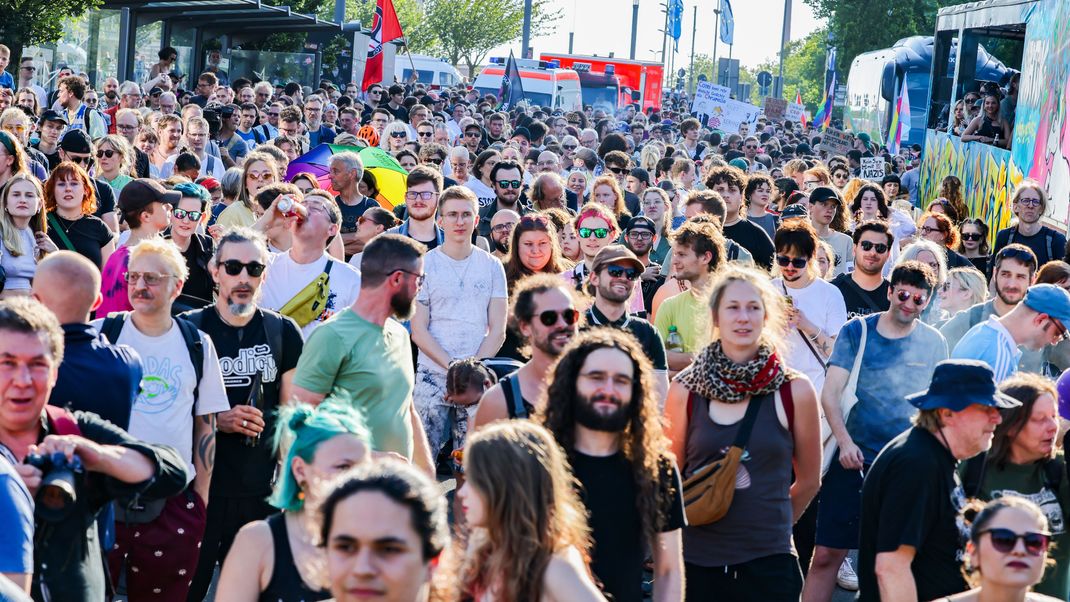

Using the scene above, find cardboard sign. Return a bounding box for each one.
[860,157,886,180]
[762,97,787,122]
[692,82,731,118]
[786,102,805,123]
[708,99,761,134]
[821,128,853,154]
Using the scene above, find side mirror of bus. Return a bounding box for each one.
[881,63,896,101]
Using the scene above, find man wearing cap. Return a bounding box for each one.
[581,244,669,401]
[952,283,1070,382]
[808,186,853,278]
[623,216,665,313]
[33,110,67,170]
[857,359,1016,602]
[59,129,120,231]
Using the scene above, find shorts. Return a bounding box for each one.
[109,488,208,602]
[413,365,472,457]
[814,459,866,550]
[684,554,803,601]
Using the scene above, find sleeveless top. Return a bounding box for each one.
[260,513,331,602]
[682,390,795,567]
[976,115,1002,139]
[501,373,534,419]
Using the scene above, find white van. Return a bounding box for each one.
[471,58,582,112]
[394,55,464,88]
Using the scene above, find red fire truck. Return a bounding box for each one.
[539,53,664,113]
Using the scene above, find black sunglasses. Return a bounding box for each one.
[961,232,983,242]
[859,240,889,253]
[604,265,641,281]
[894,288,928,306]
[776,255,808,269]
[607,166,628,175]
[981,528,1051,556]
[538,308,580,327]
[390,131,407,138]
[221,260,266,277]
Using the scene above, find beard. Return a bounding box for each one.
[391,289,417,320]
[226,287,260,317]
[574,392,631,432]
[493,238,510,254]
[532,327,571,357]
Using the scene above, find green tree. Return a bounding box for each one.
[754,28,829,113]
[341,0,437,55]
[0,0,103,66]
[423,0,562,74]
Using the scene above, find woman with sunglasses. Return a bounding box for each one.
[953,374,1069,599]
[217,152,279,229]
[94,134,135,195]
[959,218,991,276]
[43,161,115,270]
[380,121,411,154]
[664,266,821,601]
[919,211,974,269]
[166,182,215,310]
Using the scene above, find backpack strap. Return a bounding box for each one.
[779,380,795,435]
[44,405,83,437]
[100,311,131,344]
[503,373,527,419]
[1046,233,1054,264]
[174,317,204,411]
[962,453,987,497]
[261,309,285,377]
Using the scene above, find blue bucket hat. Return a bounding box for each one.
[906,359,1021,412]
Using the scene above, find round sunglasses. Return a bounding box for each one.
[536,308,580,326]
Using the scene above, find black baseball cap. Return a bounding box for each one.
[625,215,657,234]
[59,130,93,154]
[118,179,182,215]
[38,110,68,125]
[809,186,842,206]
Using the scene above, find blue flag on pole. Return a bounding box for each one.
[669,0,684,51]
[719,0,734,45]
[498,51,525,111]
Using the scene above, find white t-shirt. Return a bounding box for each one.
[261,251,362,339]
[416,247,507,374]
[89,318,230,482]
[773,276,848,393]
[464,178,496,208]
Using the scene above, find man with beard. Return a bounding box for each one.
[388,166,446,250]
[473,274,581,426]
[181,228,304,602]
[488,209,519,260]
[539,329,685,602]
[293,234,435,474]
[803,261,947,602]
[584,245,669,402]
[941,244,1048,373]
[831,221,893,320]
[624,216,665,313]
[478,160,529,238]
[328,151,378,260]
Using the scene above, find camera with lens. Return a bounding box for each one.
[24,452,85,522]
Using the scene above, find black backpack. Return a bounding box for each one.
[100,312,204,403]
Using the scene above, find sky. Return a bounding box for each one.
[489,0,826,70]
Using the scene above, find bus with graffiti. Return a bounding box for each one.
[920,0,1070,237]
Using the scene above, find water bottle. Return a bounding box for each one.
[665,325,684,353]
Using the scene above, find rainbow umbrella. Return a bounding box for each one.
[285,143,409,208]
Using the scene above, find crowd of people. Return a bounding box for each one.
[2,40,1070,602]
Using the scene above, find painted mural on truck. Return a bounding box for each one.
[921,0,1070,236]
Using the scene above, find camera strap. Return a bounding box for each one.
[43,405,82,437]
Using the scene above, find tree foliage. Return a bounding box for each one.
[341,0,437,55]
[0,0,102,64]
[755,28,828,113]
[422,0,562,74]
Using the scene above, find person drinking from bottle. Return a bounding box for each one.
[182,227,305,602]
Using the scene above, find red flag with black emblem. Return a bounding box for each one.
[361,0,405,90]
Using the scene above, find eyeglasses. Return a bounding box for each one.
[220,259,266,277]
[117,124,139,132]
[390,131,407,138]
[491,222,516,233]
[604,265,640,280]
[95,149,117,159]
[1016,197,1042,207]
[920,226,945,235]
[858,240,889,254]
[744,145,758,150]
[21,66,35,72]
[626,230,653,241]
[578,227,610,239]
[393,268,425,286]
[980,528,1052,556]
[496,179,522,189]
[776,255,808,269]
[537,308,580,327]
[1049,318,1070,343]
[894,288,928,307]
[124,271,174,286]
[173,208,203,222]
[405,190,438,201]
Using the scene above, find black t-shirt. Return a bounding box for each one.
[831,273,890,320]
[723,219,775,269]
[583,305,667,371]
[92,178,116,219]
[184,308,304,498]
[571,452,685,602]
[32,142,60,170]
[858,427,968,602]
[335,195,379,235]
[47,213,113,269]
[640,263,666,314]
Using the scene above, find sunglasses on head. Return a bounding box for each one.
[172,208,203,222]
[981,528,1051,556]
[604,265,641,280]
[859,240,889,253]
[221,259,266,277]
[776,255,808,269]
[578,227,610,239]
[538,308,580,327]
[894,288,928,306]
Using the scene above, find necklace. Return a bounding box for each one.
[440,248,474,290]
[56,212,83,235]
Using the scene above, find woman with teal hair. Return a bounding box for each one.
[215,401,370,601]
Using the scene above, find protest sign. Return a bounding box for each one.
[692,82,731,118]
[821,128,852,154]
[708,99,761,134]
[860,157,886,180]
[786,103,805,123]
[762,97,787,122]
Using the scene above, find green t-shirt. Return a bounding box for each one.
[654,289,710,353]
[293,308,415,459]
[958,454,1070,599]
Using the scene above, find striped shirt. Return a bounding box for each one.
[951,315,1021,382]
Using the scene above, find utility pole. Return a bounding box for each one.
[521,0,533,59]
[660,2,669,69]
[776,0,791,98]
[630,0,640,60]
[712,5,720,85]
[688,5,697,94]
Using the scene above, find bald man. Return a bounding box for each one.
[489,209,520,260]
[32,251,143,429]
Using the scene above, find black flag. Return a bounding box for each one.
[498,51,525,110]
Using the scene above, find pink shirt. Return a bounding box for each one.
[98,245,132,316]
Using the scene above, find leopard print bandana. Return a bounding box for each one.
[675,341,797,404]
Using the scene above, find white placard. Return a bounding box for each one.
[860,157,886,181]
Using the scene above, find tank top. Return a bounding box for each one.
[260,513,331,602]
[977,115,1002,139]
[682,390,795,567]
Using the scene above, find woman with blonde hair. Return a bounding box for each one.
[783,158,809,189]
[940,267,988,318]
[589,174,630,229]
[381,120,411,154]
[0,130,29,189]
[216,151,279,228]
[665,266,821,600]
[94,134,136,194]
[0,174,55,297]
[639,143,662,174]
[442,420,606,602]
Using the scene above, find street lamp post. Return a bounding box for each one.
[521,0,533,59]
[630,0,640,60]
[776,0,791,98]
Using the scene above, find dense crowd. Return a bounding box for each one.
[2,40,1070,602]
